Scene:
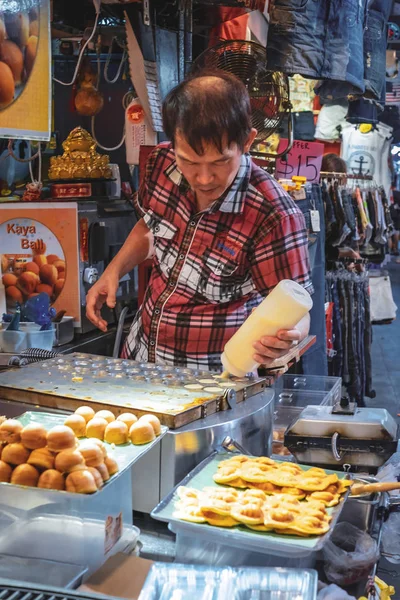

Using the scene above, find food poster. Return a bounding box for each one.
[0,203,81,324]
[0,0,51,141]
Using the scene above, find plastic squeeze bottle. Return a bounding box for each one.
[221,279,313,377]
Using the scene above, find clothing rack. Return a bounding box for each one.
[320,171,374,181]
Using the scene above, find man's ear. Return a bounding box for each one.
[243,128,258,153]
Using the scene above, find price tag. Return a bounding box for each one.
[310,209,321,232]
[275,139,324,183]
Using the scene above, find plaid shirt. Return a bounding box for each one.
[122,144,312,370]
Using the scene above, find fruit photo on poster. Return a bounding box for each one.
[1,218,66,313]
[0,2,39,110]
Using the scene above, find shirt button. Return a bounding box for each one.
[190,221,196,227]
[169,281,174,287]
[179,254,185,260]
[155,309,160,315]
[154,226,160,233]
[150,341,155,346]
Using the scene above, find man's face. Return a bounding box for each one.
[174,130,256,206]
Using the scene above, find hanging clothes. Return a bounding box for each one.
[340,122,393,200]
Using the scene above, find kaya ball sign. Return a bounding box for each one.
[0,218,66,310]
[0,5,39,110]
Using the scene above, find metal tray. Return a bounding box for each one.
[151,452,350,557]
[0,353,266,428]
[6,411,167,497]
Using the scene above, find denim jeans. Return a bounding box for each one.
[297,183,328,376]
[267,0,366,98]
[364,0,392,100]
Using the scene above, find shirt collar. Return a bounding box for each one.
[164,152,251,214]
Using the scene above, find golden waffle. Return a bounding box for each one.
[305,491,341,507]
[173,506,207,524]
[230,503,265,526]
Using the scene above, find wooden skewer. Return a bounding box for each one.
[350,481,400,496]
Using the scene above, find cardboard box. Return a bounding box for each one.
[79,554,153,600]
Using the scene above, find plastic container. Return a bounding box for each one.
[0,554,87,589]
[0,466,134,578]
[139,564,318,600]
[0,327,55,352]
[221,280,313,377]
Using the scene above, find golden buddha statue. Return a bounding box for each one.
[48,127,112,180]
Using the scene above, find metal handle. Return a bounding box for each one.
[331,431,343,462]
[221,436,250,456]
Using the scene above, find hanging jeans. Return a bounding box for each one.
[296,183,328,376]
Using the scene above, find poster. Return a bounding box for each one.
[0,0,51,141]
[275,139,324,183]
[0,203,81,325]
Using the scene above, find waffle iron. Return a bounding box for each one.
[284,399,398,473]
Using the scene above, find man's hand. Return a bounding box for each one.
[86,270,119,332]
[252,328,301,368]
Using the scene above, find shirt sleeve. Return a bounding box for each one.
[249,211,314,297]
[133,145,170,233]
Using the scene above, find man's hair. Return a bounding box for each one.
[162,69,252,155]
[321,153,347,174]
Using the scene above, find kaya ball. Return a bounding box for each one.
[104,421,128,445]
[0,460,12,482]
[66,469,97,494]
[29,19,38,37]
[33,254,47,267]
[6,285,23,306]
[140,414,161,436]
[54,279,65,298]
[0,14,5,45]
[5,12,30,46]
[47,425,76,452]
[17,272,38,296]
[0,419,23,443]
[25,35,38,77]
[86,417,108,440]
[87,467,103,489]
[36,283,54,296]
[46,254,59,265]
[11,463,39,487]
[0,62,14,107]
[96,462,110,481]
[2,443,30,465]
[104,456,118,476]
[117,413,138,430]
[28,447,54,470]
[38,469,65,491]
[0,40,24,84]
[55,448,84,473]
[23,261,40,276]
[95,410,115,424]
[20,423,47,449]
[53,260,66,276]
[2,273,17,287]
[64,414,86,438]
[89,438,107,458]
[75,406,95,423]
[79,441,104,467]
[39,264,58,286]
[129,421,155,445]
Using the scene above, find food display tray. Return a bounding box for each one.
[0,353,266,429]
[9,411,167,497]
[151,452,350,557]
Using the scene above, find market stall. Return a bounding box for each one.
[0,0,400,598]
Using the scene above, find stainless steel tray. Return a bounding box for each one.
[0,353,266,428]
[8,411,167,497]
[152,452,350,557]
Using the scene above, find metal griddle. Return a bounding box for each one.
[0,353,266,429]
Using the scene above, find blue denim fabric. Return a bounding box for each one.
[267,0,366,96]
[364,0,392,100]
[297,183,328,376]
[346,98,379,125]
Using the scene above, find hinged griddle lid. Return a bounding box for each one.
[286,405,397,440]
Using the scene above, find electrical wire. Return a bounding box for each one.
[53,1,101,86]
[28,143,42,184]
[7,139,41,163]
[104,40,127,84]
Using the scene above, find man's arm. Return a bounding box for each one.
[85,218,154,331]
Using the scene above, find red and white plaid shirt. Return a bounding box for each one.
[122,144,312,370]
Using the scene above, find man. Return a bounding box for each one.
[86,70,313,371]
